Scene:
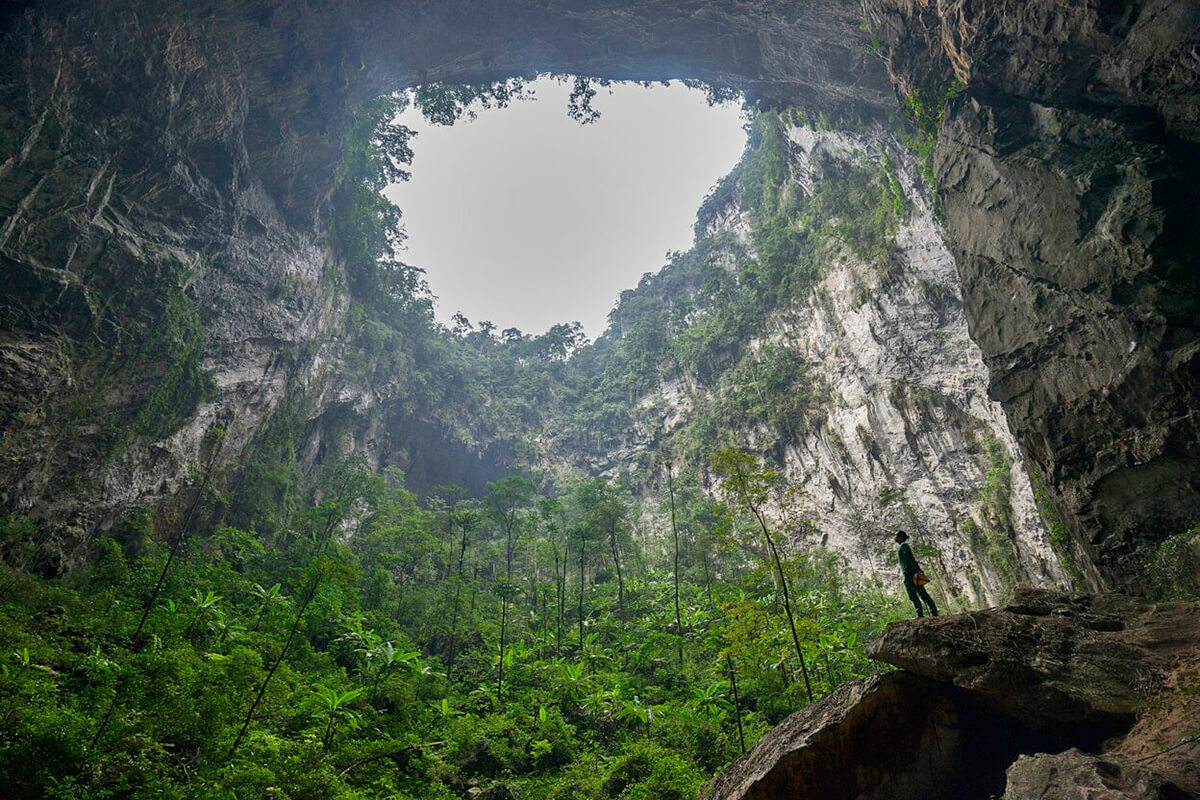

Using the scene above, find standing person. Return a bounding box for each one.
[895,530,938,618]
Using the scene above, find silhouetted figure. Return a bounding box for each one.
[895,530,938,618]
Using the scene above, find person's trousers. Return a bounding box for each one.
[904,577,938,617]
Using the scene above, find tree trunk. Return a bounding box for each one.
[727,654,746,755]
[578,536,586,653]
[497,595,507,704]
[610,520,625,618]
[445,579,463,682]
[667,467,684,668]
[753,499,813,703]
[552,544,563,654]
[444,513,455,581]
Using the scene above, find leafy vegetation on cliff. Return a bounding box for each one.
[553,110,903,469]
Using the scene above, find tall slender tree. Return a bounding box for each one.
[577,479,630,618]
[575,521,588,654]
[486,475,536,704]
[665,463,685,668]
[444,503,480,682]
[711,446,814,703]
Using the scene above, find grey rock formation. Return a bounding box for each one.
[868,588,1200,727]
[0,6,350,566]
[702,670,1090,800]
[871,0,1200,584]
[709,589,1200,800]
[764,126,1074,601]
[704,671,966,800]
[610,121,1075,601]
[1111,658,1200,797]
[1006,749,1195,800]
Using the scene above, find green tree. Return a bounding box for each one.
[711,446,814,703]
[486,474,537,704]
[310,686,364,751]
[577,480,632,618]
[665,463,685,667]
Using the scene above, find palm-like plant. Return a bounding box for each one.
[311,686,364,750]
[337,616,383,657]
[556,661,587,701]
[184,589,223,640]
[690,680,731,721]
[617,694,662,734]
[364,641,420,698]
[211,613,245,646]
[580,632,614,671]
[580,686,615,720]
[248,582,285,632]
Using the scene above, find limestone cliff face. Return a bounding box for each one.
[870,0,1200,585]
[0,3,413,567]
[614,122,1078,603]
[773,127,1077,601]
[0,9,335,566]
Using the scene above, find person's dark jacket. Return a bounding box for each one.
[898,542,920,578]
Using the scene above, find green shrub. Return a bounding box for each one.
[603,740,705,800]
[1148,526,1200,601]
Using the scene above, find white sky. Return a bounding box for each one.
[384,78,748,340]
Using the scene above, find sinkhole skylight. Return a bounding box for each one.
[385,76,748,341]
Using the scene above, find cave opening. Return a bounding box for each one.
[381,76,748,341]
[724,673,1137,800]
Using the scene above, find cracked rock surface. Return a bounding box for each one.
[709,590,1200,800]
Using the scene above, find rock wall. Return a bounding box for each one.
[0,7,342,566]
[773,125,1077,600]
[871,0,1200,583]
[0,0,1195,582]
[619,122,1077,602]
[609,120,1080,599]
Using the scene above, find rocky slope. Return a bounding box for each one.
[707,588,1200,800]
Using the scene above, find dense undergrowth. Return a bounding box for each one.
[0,459,905,798]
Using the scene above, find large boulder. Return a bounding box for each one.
[867,588,1200,727]
[704,669,1106,800]
[704,672,958,800]
[708,590,1200,800]
[1005,749,1194,800]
